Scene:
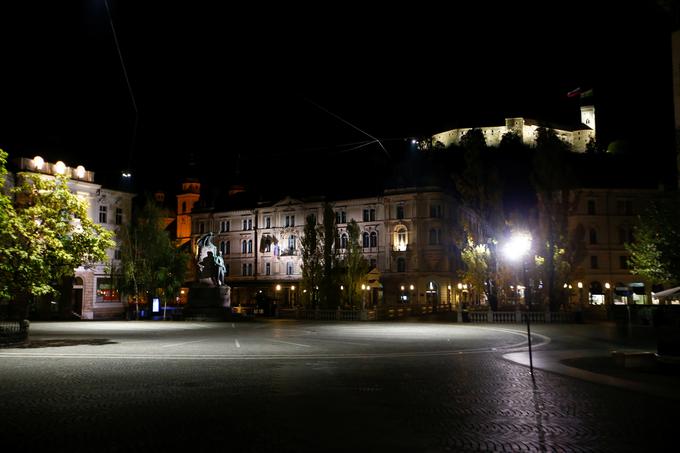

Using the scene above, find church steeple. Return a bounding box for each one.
[176,154,201,246]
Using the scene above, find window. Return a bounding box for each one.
[396,205,404,220]
[336,210,346,224]
[242,240,247,254]
[225,241,230,255]
[429,204,442,218]
[242,263,247,276]
[587,200,596,215]
[99,206,107,223]
[182,201,187,213]
[429,228,441,245]
[264,216,271,229]
[340,233,348,249]
[363,232,370,248]
[220,220,230,232]
[114,249,122,260]
[220,241,227,255]
[243,219,248,230]
[370,231,377,248]
[397,257,406,272]
[589,228,598,245]
[288,235,296,251]
[199,222,205,234]
[248,263,253,276]
[620,256,629,269]
[286,261,294,275]
[265,262,271,276]
[617,200,634,215]
[590,255,599,269]
[395,227,408,251]
[370,258,377,269]
[96,278,119,303]
[285,215,295,227]
[362,208,376,222]
[115,208,123,225]
[248,219,253,230]
[248,240,253,254]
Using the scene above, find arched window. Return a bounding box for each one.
[242,240,247,254]
[363,232,370,248]
[397,257,406,272]
[220,241,226,255]
[394,226,408,251]
[370,231,377,248]
[74,277,84,286]
[248,239,253,254]
[340,233,348,249]
[589,228,598,245]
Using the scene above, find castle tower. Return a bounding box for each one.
[580,105,596,131]
[176,178,200,246]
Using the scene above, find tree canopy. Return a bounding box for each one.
[0,149,114,303]
[627,197,680,286]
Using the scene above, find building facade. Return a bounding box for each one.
[189,187,461,308]
[565,187,663,305]
[14,156,134,319]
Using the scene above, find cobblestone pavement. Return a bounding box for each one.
[0,321,675,452]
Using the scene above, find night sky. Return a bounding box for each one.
[0,1,676,195]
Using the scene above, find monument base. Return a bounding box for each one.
[184,285,231,321]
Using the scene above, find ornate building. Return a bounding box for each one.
[14,156,134,319]
[189,186,461,308]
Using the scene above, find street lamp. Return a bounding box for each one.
[502,232,534,376]
[605,282,611,306]
[577,281,584,309]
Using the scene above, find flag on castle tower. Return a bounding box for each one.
[580,88,594,99]
[567,87,581,98]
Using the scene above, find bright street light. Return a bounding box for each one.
[503,231,534,377]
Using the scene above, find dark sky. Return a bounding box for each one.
[0,1,676,194]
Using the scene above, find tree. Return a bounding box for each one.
[342,220,369,308]
[320,203,340,308]
[455,129,505,309]
[300,213,322,307]
[0,149,114,313]
[532,127,573,310]
[627,197,680,286]
[459,238,490,305]
[116,198,188,317]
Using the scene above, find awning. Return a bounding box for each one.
[652,286,680,300]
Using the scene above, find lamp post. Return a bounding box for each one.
[409,284,415,305]
[577,281,584,310]
[503,232,534,376]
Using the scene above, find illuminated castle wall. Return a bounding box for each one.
[432,105,595,152]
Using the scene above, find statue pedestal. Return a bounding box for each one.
[184,284,231,321]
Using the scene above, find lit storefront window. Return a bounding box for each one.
[96,278,120,303]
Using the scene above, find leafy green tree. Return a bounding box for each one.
[320,203,340,308]
[116,198,188,316]
[342,220,369,308]
[532,127,573,310]
[300,213,322,307]
[459,239,490,305]
[627,198,680,286]
[455,129,505,309]
[0,149,114,313]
